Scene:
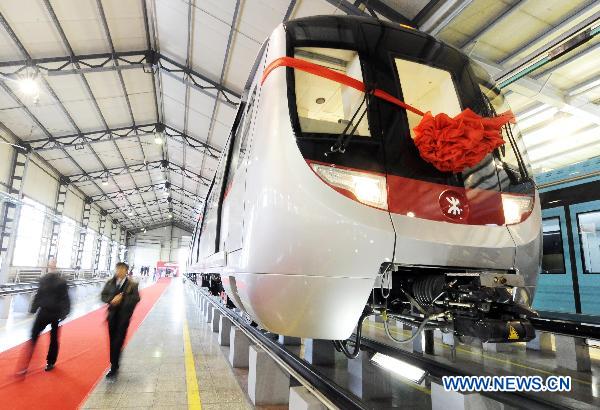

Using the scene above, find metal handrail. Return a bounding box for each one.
[0,278,106,297]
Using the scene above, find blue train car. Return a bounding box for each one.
[535,157,600,315]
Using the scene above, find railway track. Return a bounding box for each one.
[186,277,597,409]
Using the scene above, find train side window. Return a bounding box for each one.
[293,47,370,136]
[541,217,566,274]
[394,58,462,139]
[577,211,600,274]
[238,90,256,169]
[227,90,256,183]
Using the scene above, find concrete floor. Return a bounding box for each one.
[82,278,253,409]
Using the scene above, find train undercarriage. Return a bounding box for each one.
[200,264,537,359]
[332,266,538,358]
[371,265,536,339]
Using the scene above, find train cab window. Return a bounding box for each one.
[394,58,462,139]
[542,217,566,274]
[577,211,600,274]
[294,47,370,136]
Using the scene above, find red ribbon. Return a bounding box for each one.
[262,56,514,173]
[262,56,425,116]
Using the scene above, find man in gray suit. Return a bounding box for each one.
[101,262,140,378]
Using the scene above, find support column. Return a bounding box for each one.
[555,335,591,372]
[75,199,92,276]
[289,386,326,410]
[0,147,30,284]
[431,382,505,410]
[248,345,290,405]
[106,219,118,271]
[46,178,69,264]
[278,335,301,346]
[229,327,251,367]
[527,330,553,353]
[218,316,232,346]
[211,308,222,332]
[122,229,129,263]
[92,211,107,275]
[347,351,393,400]
[303,339,336,366]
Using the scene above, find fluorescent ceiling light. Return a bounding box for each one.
[516,107,558,131]
[567,77,600,97]
[515,104,549,121]
[371,353,426,383]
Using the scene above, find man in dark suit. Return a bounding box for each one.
[17,259,71,375]
[101,262,140,378]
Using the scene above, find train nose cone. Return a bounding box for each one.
[439,189,469,221]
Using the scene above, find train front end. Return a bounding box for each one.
[251,16,541,343]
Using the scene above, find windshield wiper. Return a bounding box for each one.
[328,91,370,155]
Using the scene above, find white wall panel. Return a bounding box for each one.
[63,189,84,222]
[22,162,58,208]
[0,143,13,186]
[131,244,161,270]
[88,208,100,232]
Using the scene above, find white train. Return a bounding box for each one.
[188,16,541,345]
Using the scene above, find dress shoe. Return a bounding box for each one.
[105,369,118,378]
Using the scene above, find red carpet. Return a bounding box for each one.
[0,278,171,409]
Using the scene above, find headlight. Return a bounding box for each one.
[502,193,533,225]
[309,162,388,210]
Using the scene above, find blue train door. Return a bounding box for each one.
[534,206,577,313]
[568,199,600,315]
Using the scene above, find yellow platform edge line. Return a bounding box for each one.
[183,317,202,410]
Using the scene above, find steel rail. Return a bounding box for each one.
[531,315,600,340]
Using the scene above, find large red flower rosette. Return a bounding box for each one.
[412,109,515,173]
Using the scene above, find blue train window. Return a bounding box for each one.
[542,217,565,274]
[577,211,600,274]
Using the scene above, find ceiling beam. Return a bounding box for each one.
[354,0,413,25]
[90,182,200,202]
[39,1,155,226]
[459,0,524,51]
[104,196,196,214]
[0,49,241,105]
[418,0,472,36]
[66,160,211,186]
[323,0,367,16]
[119,209,195,223]
[128,220,193,234]
[26,122,221,158]
[472,56,600,125]
[498,5,600,67]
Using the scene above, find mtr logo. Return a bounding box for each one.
[439,190,469,221]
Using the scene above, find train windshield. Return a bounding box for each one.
[285,16,533,196]
[294,47,371,137]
